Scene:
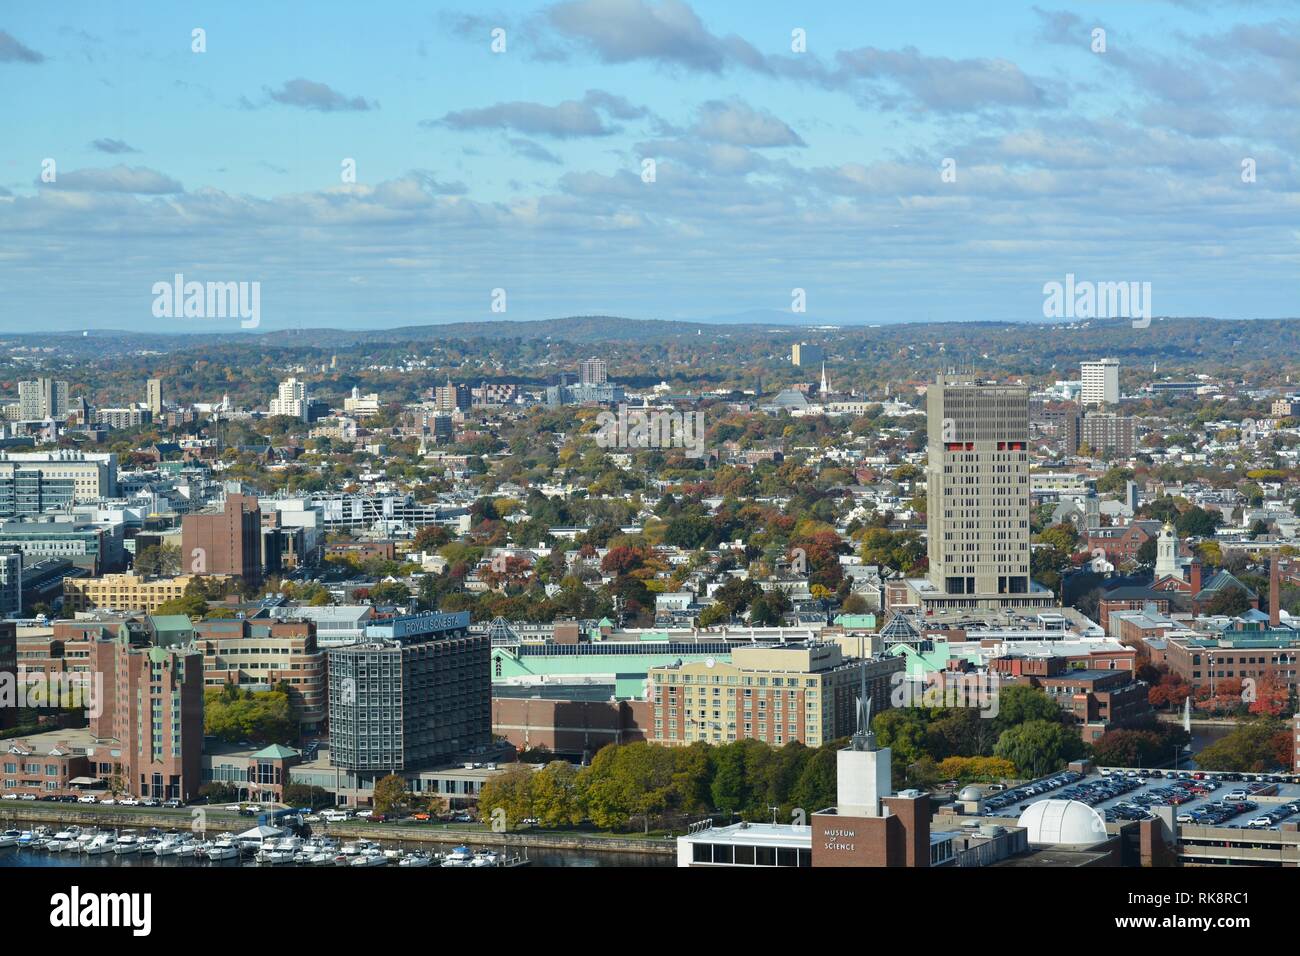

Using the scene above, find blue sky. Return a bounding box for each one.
[1,0,1298,332]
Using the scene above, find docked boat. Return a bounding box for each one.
[113,833,141,855]
[256,846,296,864]
[0,830,20,848]
[441,845,475,867]
[205,837,239,861]
[349,849,388,867]
[398,852,433,868]
[154,835,184,857]
[85,833,117,855]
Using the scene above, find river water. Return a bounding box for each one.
[0,841,671,869]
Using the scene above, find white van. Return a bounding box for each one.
[321,809,351,823]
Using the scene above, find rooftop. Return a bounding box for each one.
[676,821,811,849]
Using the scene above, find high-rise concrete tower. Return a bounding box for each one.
[1080,358,1120,406]
[924,371,1035,607]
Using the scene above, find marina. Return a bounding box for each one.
[0,824,667,868]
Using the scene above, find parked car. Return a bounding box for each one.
[77,794,98,804]
[162,798,182,808]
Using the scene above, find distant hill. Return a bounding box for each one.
[4,314,1299,362]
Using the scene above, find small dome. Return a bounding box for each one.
[1017,799,1107,846]
[958,786,984,802]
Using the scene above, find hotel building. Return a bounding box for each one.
[327,611,490,778]
[648,643,903,748]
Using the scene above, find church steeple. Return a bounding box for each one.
[1155,520,1182,581]
[820,361,830,395]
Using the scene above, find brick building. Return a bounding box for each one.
[491,697,649,755]
[181,493,262,583]
[87,635,204,801]
[193,617,327,732]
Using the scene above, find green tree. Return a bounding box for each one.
[372,773,408,814]
[477,763,536,827]
[994,720,1086,777]
[529,761,582,828]
[1194,718,1291,772]
[991,685,1064,736]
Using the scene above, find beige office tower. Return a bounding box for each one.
[921,372,1048,609]
[146,377,163,417]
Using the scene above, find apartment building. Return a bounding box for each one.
[1080,412,1137,458]
[1080,358,1120,407]
[146,377,163,417]
[268,377,309,420]
[648,643,903,748]
[790,343,825,368]
[17,378,69,420]
[63,571,232,613]
[580,357,608,385]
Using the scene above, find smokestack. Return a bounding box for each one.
[1189,562,1202,595]
[1270,557,1281,628]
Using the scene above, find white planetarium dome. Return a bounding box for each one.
[1016,799,1107,846]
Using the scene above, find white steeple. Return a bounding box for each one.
[820,361,830,395]
[1155,521,1182,581]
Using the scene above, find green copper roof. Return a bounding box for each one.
[252,744,300,759]
[834,614,878,629]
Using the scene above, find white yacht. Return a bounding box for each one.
[0,830,20,849]
[112,833,141,855]
[349,848,388,867]
[398,852,433,867]
[85,833,117,855]
[256,846,296,864]
[154,835,184,857]
[441,845,475,867]
[205,837,239,861]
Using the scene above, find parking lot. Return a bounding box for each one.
[980,768,1300,833]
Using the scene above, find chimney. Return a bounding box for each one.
[1270,557,1281,628]
[1189,562,1202,594]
